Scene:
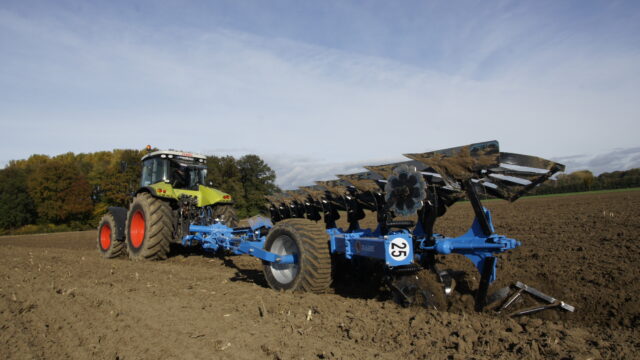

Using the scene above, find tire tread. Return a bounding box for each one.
[126,193,173,261]
[97,213,126,259]
[264,218,332,293]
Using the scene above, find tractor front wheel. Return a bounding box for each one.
[97,213,126,258]
[262,219,332,293]
[125,193,173,260]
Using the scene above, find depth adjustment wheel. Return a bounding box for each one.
[97,213,126,258]
[125,192,173,260]
[262,219,332,293]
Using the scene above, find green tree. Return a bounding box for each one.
[570,170,595,190]
[10,154,51,172]
[0,166,36,229]
[237,154,279,216]
[205,154,279,217]
[87,149,145,208]
[27,157,94,224]
[206,155,246,212]
[104,149,144,206]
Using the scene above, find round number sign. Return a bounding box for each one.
[389,237,410,262]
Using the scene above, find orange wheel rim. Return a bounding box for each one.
[130,210,145,248]
[99,223,111,250]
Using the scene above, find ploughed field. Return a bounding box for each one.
[1,190,638,359]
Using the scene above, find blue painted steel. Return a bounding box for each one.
[183,219,296,264]
[418,208,520,283]
[327,228,414,266]
[182,208,519,284]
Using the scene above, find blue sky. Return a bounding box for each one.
[1,0,639,188]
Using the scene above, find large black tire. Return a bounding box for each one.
[262,219,332,293]
[211,204,238,228]
[97,213,126,258]
[125,193,173,260]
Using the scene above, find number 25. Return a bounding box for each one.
[391,241,407,257]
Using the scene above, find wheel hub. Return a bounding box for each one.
[100,224,111,250]
[269,235,300,284]
[130,210,145,248]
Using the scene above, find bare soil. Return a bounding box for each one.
[1,191,639,359]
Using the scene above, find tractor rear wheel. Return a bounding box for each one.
[97,213,126,258]
[211,204,238,228]
[262,219,332,293]
[125,193,173,260]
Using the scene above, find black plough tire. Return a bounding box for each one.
[97,213,126,259]
[211,204,239,228]
[125,193,173,261]
[262,219,332,293]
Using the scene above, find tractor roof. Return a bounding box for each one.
[141,150,207,162]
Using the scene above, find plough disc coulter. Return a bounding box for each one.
[185,140,564,310]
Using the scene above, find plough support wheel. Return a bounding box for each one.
[262,219,332,293]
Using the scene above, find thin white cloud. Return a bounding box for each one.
[263,154,407,190]
[0,5,638,189]
[554,147,640,175]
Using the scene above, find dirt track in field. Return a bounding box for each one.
[1,191,639,359]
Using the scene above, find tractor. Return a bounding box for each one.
[97,149,237,260]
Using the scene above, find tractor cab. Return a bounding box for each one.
[140,150,207,190]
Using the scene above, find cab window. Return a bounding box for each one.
[140,157,169,186]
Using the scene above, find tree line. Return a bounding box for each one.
[531,168,640,195]
[0,149,279,235]
[1,148,638,235]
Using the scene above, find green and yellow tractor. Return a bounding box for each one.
[97,149,238,260]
